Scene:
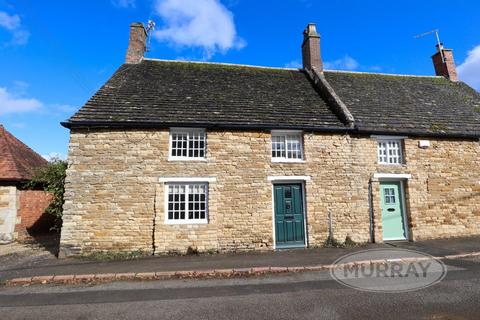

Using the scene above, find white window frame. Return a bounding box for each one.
[169,128,206,161]
[270,130,305,162]
[164,181,209,225]
[373,136,405,165]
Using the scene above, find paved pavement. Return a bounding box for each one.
[1,236,479,282]
[1,255,479,319]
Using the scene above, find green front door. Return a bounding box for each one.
[380,181,407,240]
[274,184,305,248]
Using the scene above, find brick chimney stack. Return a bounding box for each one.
[125,22,147,64]
[301,23,323,72]
[431,43,458,81]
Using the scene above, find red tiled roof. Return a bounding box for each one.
[0,125,48,182]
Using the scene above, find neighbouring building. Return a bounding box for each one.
[59,22,480,256]
[0,125,53,243]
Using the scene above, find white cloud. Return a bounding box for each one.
[285,56,377,71]
[284,60,302,69]
[111,0,136,8]
[0,11,29,45]
[10,29,29,45]
[0,11,20,30]
[53,104,77,113]
[153,0,245,59]
[324,55,359,71]
[0,87,42,115]
[42,152,66,162]
[457,45,480,91]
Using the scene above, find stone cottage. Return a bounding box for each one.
[0,125,52,243]
[59,23,480,256]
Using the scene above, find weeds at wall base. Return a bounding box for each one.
[323,235,362,248]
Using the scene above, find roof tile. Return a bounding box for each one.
[66,60,346,130]
[324,71,480,137]
[0,125,47,182]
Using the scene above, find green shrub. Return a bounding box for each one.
[24,158,67,231]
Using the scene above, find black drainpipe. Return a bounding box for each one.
[368,179,375,243]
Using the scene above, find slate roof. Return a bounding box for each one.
[63,59,480,138]
[0,125,47,182]
[324,71,480,137]
[64,59,346,131]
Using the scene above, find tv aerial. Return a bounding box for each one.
[146,20,156,52]
[414,29,445,62]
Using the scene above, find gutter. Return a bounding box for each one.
[60,120,351,134]
[61,121,480,139]
[355,128,480,140]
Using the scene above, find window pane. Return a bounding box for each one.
[285,135,302,159]
[170,130,206,158]
[378,140,403,164]
[271,135,285,158]
[167,183,207,222]
[272,134,302,160]
[167,184,187,221]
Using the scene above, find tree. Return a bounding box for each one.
[24,158,68,231]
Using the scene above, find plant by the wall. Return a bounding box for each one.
[323,235,344,248]
[24,158,67,231]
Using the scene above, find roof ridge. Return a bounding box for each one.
[142,58,444,78]
[324,69,442,79]
[142,58,300,71]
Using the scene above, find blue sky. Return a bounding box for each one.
[1,0,479,159]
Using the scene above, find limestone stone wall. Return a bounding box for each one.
[352,137,480,242]
[370,138,480,241]
[0,186,18,243]
[59,129,480,255]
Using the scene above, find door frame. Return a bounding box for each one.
[379,179,410,241]
[268,176,309,249]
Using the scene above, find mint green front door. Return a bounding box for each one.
[380,182,407,240]
[274,184,305,248]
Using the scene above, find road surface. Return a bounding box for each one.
[1,256,479,319]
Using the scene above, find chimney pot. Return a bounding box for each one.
[301,23,323,72]
[432,43,458,81]
[125,22,147,64]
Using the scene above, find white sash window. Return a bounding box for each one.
[377,139,403,164]
[271,131,304,162]
[169,128,206,160]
